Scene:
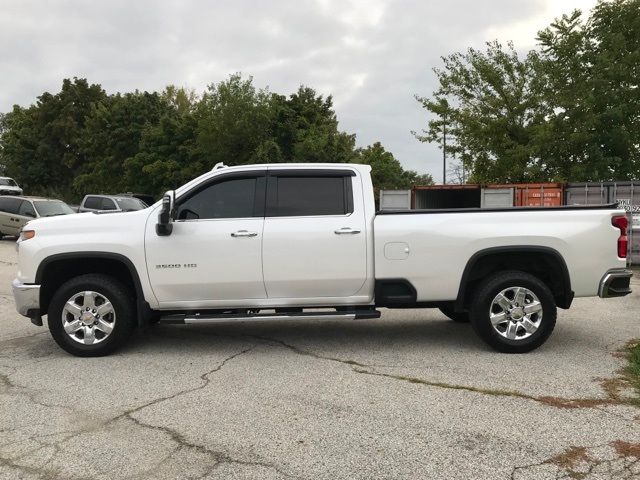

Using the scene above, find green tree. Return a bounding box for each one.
[124,107,201,196]
[1,78,107,198]
[356,142,433,194]
[415,42,545,183]
[535,1,640,181]
[416,0,640,183]
[195,74,273,167]
[76,91,170,195]
[270,87,357,164]
[0,74,423,200]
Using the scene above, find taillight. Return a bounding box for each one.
[612,215,628,258]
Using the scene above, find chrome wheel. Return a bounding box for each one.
[61,291,116,345]
[489,286,542,341]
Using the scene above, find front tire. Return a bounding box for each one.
[48,274,136,357]
[469,271,556,353]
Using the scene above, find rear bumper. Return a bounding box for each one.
[12,278,41,319]
[598,269,633,298]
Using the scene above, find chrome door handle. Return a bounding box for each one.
[231,230,258,238]
[334,227,361,235]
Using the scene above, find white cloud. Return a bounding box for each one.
[0,0,592,180]
[486,0,598,49]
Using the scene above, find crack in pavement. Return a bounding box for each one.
[250,334,640,415]
[0,330,49,349]
[510,441,640,480]
[1,344,301,480]
[0,369,82,413]
[123,414,301,480]
[113,345,302,479]
[245,333,398,368]
[3,327,637,479]
[111,345,257,422]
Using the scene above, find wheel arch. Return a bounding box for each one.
[36,252,152,327]
[455,246,573,312]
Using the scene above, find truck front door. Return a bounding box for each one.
[144,171,267,307]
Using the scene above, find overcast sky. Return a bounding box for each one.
[0,0,597,180]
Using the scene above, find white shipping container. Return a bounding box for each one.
[565,183,610,205]
[481,188,514,208]
[609,182,640,228]
[379,190,411,210]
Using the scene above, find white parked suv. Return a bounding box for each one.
[0,176,23,196]
[12,163,633,356]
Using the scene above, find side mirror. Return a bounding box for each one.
[156,190,176,236]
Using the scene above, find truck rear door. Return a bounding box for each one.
[262,168,367,299]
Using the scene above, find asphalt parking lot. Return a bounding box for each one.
[1,239,639,480]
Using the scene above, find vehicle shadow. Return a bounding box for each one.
[123,314,485,355]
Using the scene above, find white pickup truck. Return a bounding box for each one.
[12,163,633,356]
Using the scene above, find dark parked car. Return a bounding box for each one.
[78,195,148,213]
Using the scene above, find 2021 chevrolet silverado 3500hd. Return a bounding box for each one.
[12,163,633,356]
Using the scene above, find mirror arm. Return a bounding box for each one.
[156,191,175,236]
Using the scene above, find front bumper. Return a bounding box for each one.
[12,278,41,320]
[598,269,633,298]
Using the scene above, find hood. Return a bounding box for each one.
[26,209,152,233]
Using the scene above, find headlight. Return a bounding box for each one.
[19,230,35,242]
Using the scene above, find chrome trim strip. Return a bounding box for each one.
[182,314,357,324]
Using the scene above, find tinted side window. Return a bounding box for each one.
[101,198,117,210]
[270,176,352,216]
[0,198,24,215]
[177,177,262,220]
[18,201,36,217]
[84,197,101,209]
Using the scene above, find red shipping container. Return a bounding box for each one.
[485,183,564,207]
[515,183,564,207]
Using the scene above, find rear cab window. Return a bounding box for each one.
[266,170,354,217]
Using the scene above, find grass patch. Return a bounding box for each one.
[626,340,640,398]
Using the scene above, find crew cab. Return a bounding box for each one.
[12,163,633,356]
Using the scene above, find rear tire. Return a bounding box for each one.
[469,270,556,353]
[48,274,136,357]
[439,306,469,323]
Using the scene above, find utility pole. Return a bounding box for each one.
[442,114,447,184]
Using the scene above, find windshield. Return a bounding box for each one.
[33,200,75,217]
[0,178,18,187]
[115,197,147,211]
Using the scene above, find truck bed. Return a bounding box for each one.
[374,204,627,303]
